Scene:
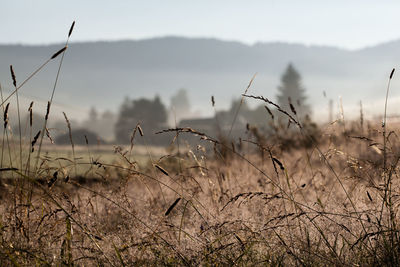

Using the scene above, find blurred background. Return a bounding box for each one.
[2,0,400,144]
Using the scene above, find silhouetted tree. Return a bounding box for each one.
[88,106,98,122]
[228,98,250,115]
[82,108,116,142]
[276,63,311,119]
[170,88,190,115]
[115,95,167,144]
[169,88,192,125]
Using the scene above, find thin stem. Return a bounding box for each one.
[10,70,23,175]
[227,73,256,138]
[379,68,395,226]
[34,36,71,176]
[0,58,52,108]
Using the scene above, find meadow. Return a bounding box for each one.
[1,23,400,266]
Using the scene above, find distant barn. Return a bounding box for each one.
[178,114,248,144]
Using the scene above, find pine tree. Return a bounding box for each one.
[276,63,311,119]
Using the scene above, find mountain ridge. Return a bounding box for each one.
[1,36,399,121]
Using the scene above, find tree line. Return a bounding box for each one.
[54,63,311,145]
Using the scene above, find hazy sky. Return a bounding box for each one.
[2,0,400,49]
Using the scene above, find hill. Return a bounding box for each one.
[1,37,400,121]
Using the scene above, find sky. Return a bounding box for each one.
[2,0,400,50]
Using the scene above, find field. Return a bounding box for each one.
[1,23,400,266]
[1,107,400,266]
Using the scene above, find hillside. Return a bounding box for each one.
[1,37,400,121]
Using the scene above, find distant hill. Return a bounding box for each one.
[1,36,400,121]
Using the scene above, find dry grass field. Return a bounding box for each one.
[1,111,400,266]
[1,22,400,266]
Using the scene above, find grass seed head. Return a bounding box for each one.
[264,105,274,119]
[45,101,51,121]
[137,125,144,136]
[367,191,373,202]
[155,164,169,176]
[3,103,10,128]
[29,101,34,126]
[51,46,67,59]
[31,130,41,152]
[390,68,395,79]
[272,157,285,170]
[165,197,181,216]
[68,21,75,38]
[46,127,54,144]
[10,65,17,87]
[288,97,297,115]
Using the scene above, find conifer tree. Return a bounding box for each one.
[276,63,311,119]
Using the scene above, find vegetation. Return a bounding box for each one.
[115,95,168,145]
[55,128,104,145]
[170,88,191,123]
[276,63,311,120]
[1,23,400,266]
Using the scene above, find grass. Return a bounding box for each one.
[0,23,400,266]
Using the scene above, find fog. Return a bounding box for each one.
[2,2,400,143]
